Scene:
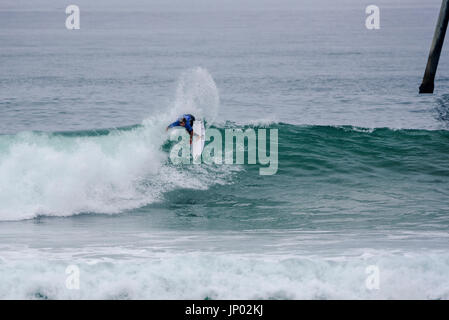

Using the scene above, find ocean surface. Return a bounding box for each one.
[1,0,449,299]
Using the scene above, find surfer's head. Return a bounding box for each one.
[179,118,186,127]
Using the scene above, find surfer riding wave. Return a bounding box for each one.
[166,114,196,144]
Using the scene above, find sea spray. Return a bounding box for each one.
[0,68,224,221]
[172,67,220,126]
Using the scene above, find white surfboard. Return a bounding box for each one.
[192,119,205,162]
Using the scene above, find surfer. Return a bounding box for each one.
[166,114,196,144]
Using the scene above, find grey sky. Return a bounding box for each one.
[0,0,442,12]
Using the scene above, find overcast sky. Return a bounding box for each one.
[0,0,443,12]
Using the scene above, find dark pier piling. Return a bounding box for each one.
[420,0,449,94]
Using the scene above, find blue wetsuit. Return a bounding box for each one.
[167,114,195,134]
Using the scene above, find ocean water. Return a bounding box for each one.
[1,0,449,299]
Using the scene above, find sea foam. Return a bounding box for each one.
[0,68,222,221]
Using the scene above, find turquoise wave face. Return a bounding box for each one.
[1,122,448,229]
[275,124,449,175]
[157,123,449,231]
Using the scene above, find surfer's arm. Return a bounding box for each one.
[166,120,181,131]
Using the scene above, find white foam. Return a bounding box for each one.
[0,68,225,221]
[1,249,448,299]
